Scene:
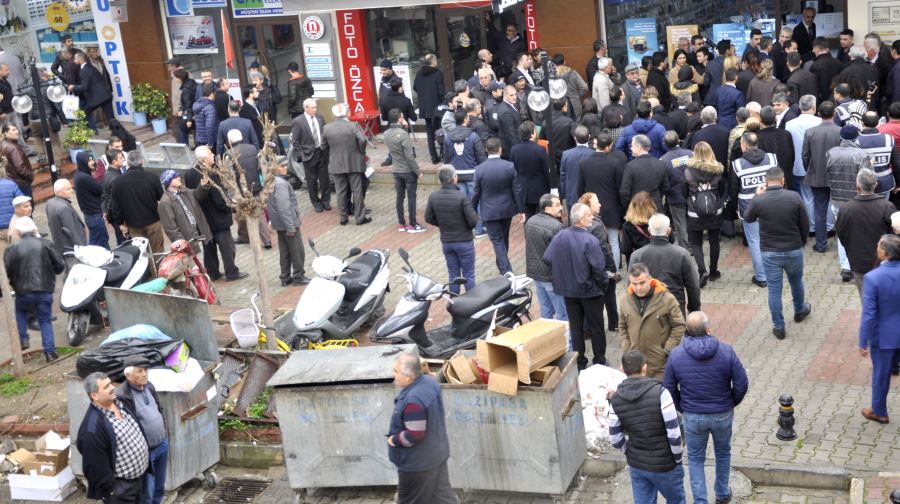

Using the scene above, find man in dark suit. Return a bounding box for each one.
[646,52,672,111]
[575,132,627,270]
[216,101,259,155]
[757,106,796,190]
[290,98,330,212]
[703,40,731,107]
[324,103,369,226]
[688,106,731,168]
[494,85,522,160]
[786,53,818,104]
[792,7,817,62]
[771,27,793,82]
[472,138,524,274]
[69,52,113,132]
[810,38,844,104]
[549,99,576,169]
[510,121,550,218]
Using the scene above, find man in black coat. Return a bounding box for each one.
[50,34,84,85]
[620,134,669,211]
[832,46,880,110]
[646,52,672,111]
[548,100,576,169]
[575,133,627,269]
[239,85,265,148]
[602,86,635,129]
[413,54,446,164]
[494,85,522,160]
[425,165,479,293]
[785,53,818,104]
[510,121,551,218]
[380,79,417,128]
[496,23,527,80]
[586,40,608,91]
[472,138,524,274]
[70,52,113,132]
[688,106,731,168]
[771,27,793,82]
[809,38,845,104]
[757,106,796,189]
[792,7,817,62]
[216,101,259,155]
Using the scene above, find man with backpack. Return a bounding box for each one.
[443,109,487,237]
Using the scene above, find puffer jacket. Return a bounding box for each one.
[287,75,314,115]
[424,184,478,243]
[618,279,686,379]
[4,235,65,294]
[614,118,668,159]
[826,140,872,202]
[192,97,219,147]
[683,158,727,231]
[0,178,22,229]
[662,334,749,414]
[524,212,563,282]
[669,81,699,104]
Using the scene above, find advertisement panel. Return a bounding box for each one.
[624,18,658,66]
[335,9,377,115]
[168,16,218,55]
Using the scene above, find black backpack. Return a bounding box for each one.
[690,178,721,218]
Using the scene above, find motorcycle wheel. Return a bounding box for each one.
[67,311,90,347]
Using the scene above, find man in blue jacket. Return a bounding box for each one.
[663,311,748,504]
[859,234,900,424]
[472,138,524,274]
[560,126,594,209]
[388,353,456,504]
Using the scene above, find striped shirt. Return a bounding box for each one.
[608,387,683,465]
[390,401,427,447]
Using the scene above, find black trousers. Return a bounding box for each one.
[397,460,457,504]
[394,172,418,226]
[811,186,831,250]
[102,477,142,504]
[204,229,239,279]
[688,228,720,275]
[603,279,618,329]
[523,203,539,220]
[565,295,607,369]
[424,116,440,161]
[334,172,366,223]
[276,230,305,282]
[304,148,330,207]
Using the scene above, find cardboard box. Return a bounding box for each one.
[165,341,191,373]
[8,466,77,501]
[477,319,567,384]
[530,365,560,386]
[9,432,70,477]
[449,353,478,384]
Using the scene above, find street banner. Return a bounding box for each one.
[665,25,698,61]
[335,9,377,116]
[624,18,658,66]
[92,0,133,122]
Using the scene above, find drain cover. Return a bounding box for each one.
[203,478,272,503]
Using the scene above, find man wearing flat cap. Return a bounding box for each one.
[117,356,167,504]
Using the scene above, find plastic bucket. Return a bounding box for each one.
[230,308,260,348]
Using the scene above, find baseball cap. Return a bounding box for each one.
[12,195,31,207]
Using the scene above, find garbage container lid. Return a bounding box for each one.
[267,344,419,387]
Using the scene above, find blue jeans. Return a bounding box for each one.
[441,241,476,294]
[684,410,734,503]
[741,220,765,282]
[457,180,483,234]
[830,204,850,270]
[142,439,168,504]
[84,213,110,250]
[535,280,568,320]
[15,292,55,353]
[608,227,621,270]
[629,464,686,503]
[811,186,831,250]
[761,248,806,330]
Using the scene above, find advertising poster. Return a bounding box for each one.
[372,65,412,101]
[624,18,658,66]
[665,25,698,61]
[712,23,747,57]
[168,16,218,54]
[233,0,283,17]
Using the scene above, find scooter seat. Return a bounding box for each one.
[102,249,136,285]
[447,277,511,318]
[338,252,381,300]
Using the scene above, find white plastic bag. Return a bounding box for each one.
[579,364,627,455]
[62,94,80,120]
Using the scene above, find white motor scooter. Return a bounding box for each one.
[287,239,390,346]
[60,237,151,346]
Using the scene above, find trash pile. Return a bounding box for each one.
[578,364,627,456]
[2,431,76,502]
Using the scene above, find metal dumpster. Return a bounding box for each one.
[267,344,418,496]
[66,289,221,493]
[441,351,585,498]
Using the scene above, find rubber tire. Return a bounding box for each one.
[68,311,89,347]
[204,471,217,489]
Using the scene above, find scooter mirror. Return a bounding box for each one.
[347,247,362,258]
[399,248,409,261]
[308,238,316,249]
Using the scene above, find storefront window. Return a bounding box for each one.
[167,8,230,84]
[365,7,437,91]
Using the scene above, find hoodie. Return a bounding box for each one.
[615,117,668,159]
[662,334,749,414]
[73,151,103,215]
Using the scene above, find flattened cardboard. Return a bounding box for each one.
[478,319,567,383]
[449,353,478,384]
[530,365,558,385]
[487,363,520,396]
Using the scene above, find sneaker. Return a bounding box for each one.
[840,269,853,283]
[474,231,487,239]
[398,225,407,232]
[794,303,812,323]
[406,224,426,233]
[225,272,249,281]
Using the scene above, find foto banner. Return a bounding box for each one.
[336,10,378,117]
[93,0,133,122]
[624,18,658,67]
[666,25,698,61]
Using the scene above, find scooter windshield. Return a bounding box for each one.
[410,272,441,299]
[73,245,114,268]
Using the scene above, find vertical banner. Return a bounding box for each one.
[624,18,658,66]
[524,0,539,50]
[665,25,698,61]
[336,10,377,116]
[93,0,133,122]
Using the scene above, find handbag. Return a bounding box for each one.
[62,93,80,120]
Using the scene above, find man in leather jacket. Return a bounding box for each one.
[3,216,65,362]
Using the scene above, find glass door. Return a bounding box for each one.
[437,9,485,87]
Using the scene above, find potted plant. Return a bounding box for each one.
[145,86,170,135]
[63,110,93,163]
[132,82,167,128]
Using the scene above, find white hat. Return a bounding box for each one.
[598,57,611,71]
[11,195,31,207]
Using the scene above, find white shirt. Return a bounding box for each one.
[306,113,320,147]
[517,66,534,86]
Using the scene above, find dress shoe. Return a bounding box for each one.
[313,205,324,213]
[45,352,59,363]
[861,407,889,424]
[751,277,767,288]
[772,327,786,340]
[293,275,311,286]
[208,273,223,281]
[356,217,372,225]
[322,202,332,211]
[812,245,827,253]
[709,270,721,281]
[27,319,40,331]
[263,243,272,249]
[431,156,441,164]
[20,341,29,351]
[699,272,709,288]
[340,218,349,225]
[715,495,732,504]
[281,279,293,287]
[841,269,853,282]
[827,230,836,238]
[794,303,811,323]
[225,272,249,281]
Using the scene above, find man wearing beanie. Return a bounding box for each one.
[157,169,211,257]
[826,125,873,282]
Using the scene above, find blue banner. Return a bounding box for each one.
[712,23,748,58]
[624,18,658,67]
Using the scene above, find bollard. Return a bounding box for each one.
[776,394,797,441]
[890,489,900,503]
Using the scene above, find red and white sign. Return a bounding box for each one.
[303,15,325,40]
[524,0,539,50]
[336,9,378,117]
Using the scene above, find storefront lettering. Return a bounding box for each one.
[524,0,539,50]
[337,10,377,116]
[94,0,133,121]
